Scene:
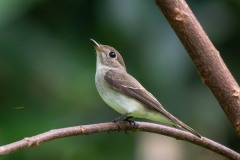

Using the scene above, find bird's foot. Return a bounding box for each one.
[111,113,135,131]
[123,116,135,126]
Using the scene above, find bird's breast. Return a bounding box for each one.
[95,68,143,114]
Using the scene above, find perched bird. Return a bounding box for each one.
[91,39,201,138]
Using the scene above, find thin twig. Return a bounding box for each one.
[0,122,239,159]
[155,0,240,134]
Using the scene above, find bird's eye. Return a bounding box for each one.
[109,51,116,58]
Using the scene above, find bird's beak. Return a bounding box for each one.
[90,39,101,52]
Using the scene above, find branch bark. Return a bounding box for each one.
[155,0,240,134]
[0,122,239,159]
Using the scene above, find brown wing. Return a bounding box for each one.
[104,70,201,138]
[104,70,172,117]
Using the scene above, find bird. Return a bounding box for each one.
[91,39,201,138]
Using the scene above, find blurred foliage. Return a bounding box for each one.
[0,0,239,159]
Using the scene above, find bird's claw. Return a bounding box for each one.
[123,116,136,126]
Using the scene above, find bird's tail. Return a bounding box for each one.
[160,108,201,138]
[174,120,201,138]
[169,115,201,138]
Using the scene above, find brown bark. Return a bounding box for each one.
[0,122,239,159]
[155,0,240,134]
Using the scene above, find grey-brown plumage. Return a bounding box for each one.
[91,39,201,138]
[105,70,201,137]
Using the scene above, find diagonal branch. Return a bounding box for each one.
[155,0,240,134]
[0,122,239,159]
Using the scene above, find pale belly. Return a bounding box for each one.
[95,73,137,114]
[95,71,173,125]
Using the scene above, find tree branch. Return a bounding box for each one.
[155,0,240,134]
[0,122,239,159]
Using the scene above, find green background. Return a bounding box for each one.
[0,0,239,159]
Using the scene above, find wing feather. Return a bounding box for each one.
[104,70,201,138]
[105,70,173,117]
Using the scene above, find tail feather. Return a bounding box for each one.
[175,121,201,138]
[161,109,201,138]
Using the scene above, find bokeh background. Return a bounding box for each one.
[0,0,240,159]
